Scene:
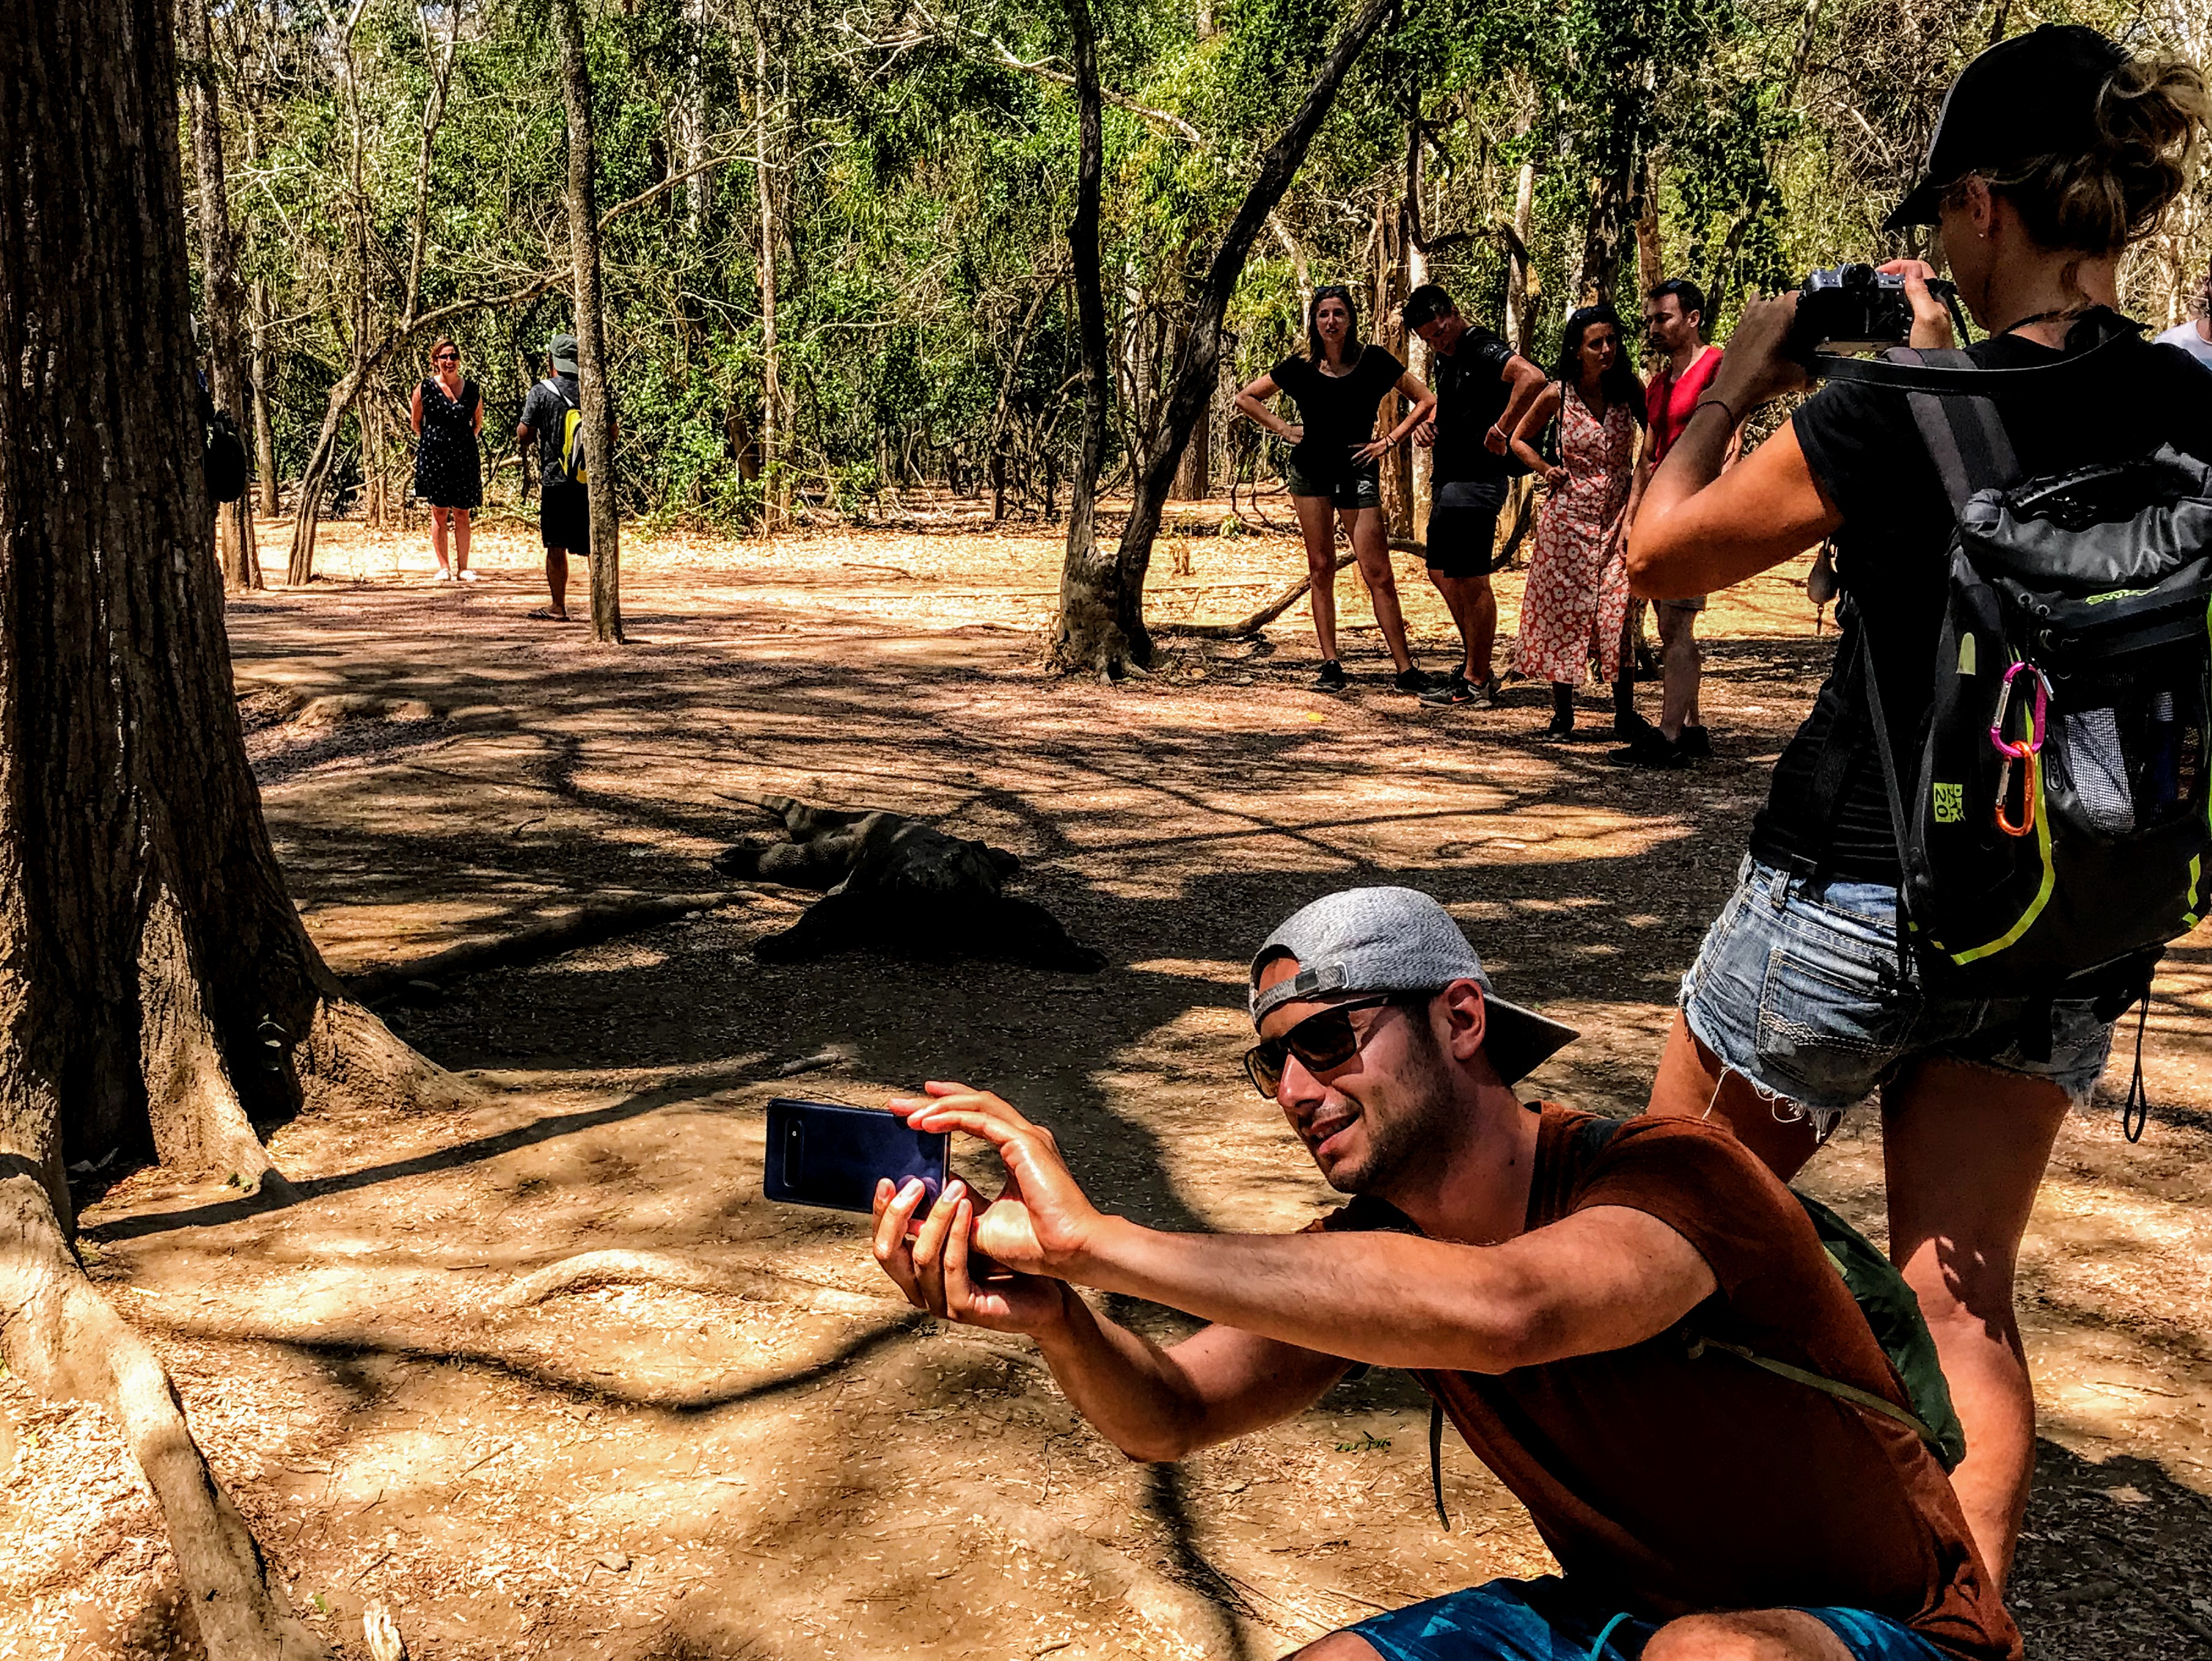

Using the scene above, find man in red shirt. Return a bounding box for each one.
[1614,280,1734,769]
[872,888,2017,1661]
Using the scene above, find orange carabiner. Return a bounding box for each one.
[1995,747,2038,838]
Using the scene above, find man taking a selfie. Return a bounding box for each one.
[870,888,2015,1661]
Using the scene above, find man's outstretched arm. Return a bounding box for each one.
[873,1173,1348,1462]
[893,1084,1718,1376]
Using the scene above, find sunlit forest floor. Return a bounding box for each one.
[7,503,2210,1659]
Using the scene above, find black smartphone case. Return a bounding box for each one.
[763,1097,949,1216]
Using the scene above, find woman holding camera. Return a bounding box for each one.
[1628,24,2208,1586]
[1509,304,1647,739]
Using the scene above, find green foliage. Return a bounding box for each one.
[202,0,2207,530]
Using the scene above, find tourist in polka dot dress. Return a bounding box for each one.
[411,339,483,581]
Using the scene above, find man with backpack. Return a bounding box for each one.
[870,887,2018,1661]
[516,333,600,622]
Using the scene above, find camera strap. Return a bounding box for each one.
[1810,326,2136,394]
[1889,346,2018,508]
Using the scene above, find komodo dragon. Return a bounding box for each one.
[714,794,1107,972]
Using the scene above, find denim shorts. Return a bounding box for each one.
[1680,855,2116,1124]
[1349,1574,1948,1660]
[1285,457,1382,510]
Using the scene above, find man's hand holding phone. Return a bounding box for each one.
[871,1080,1105,1336]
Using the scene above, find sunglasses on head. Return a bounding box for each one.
[1243,992,1424,1099]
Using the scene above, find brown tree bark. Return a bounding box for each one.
[754,16,783,526]
[553,0,625,642]
[1,2,464,1654]
[250,280,281,516]
[1048,0,1122,676]
[1048,0,1398,676]
[179,0,262,589]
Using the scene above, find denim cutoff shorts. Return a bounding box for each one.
[1680,854,2117,1126]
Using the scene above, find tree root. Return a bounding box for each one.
[0,1169,327,1660]
[298,996,480,1118]
[495,1248,906,1318]
[1153,551,1356,640]
[345,891,741,1007]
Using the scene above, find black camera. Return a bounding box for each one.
[1785,264,1964,366]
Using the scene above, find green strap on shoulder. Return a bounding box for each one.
[1684,1332,1942,1447]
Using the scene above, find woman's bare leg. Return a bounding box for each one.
[452,508,471,573]
[429,506,452,575]
[1293,493,1342,661]
[1880,1057,2070,1588]
[1645,1011,1826,1178]
[1650,1010,2064,1585]
[1345,507,1413,672]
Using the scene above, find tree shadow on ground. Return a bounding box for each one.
[99,583,2208,1657]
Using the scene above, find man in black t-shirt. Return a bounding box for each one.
[515,333,610,622]
[1402,285,1547,708]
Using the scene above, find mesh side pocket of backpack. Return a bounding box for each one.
[2052,674,2211,835]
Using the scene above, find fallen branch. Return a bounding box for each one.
[1153,551,1356,639]
[345,891,740,1006]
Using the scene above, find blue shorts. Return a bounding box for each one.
[1348,1575,1949,1660]
[1680,855,2115,1126]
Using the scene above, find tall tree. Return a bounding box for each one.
[1049,0,1402,676]
[178,0,261,588]
[1050,0,1116,675]
[2,1,463,1653]
[554,0,625,642]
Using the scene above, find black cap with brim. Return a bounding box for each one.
[1885,25,2128,232]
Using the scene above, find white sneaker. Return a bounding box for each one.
[434,568,455,582]
[458,570,478,582]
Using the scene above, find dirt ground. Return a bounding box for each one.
[7,504,2211,1661]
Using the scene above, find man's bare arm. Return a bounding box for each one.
[898,1087,1719,1377]
[1490,355,1548,453]
[1035,1296,1350,1461]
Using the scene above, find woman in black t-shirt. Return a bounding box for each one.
[1234,286,1438,693]
[1624,26,2207,1588]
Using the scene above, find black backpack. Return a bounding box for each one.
[1815,339,2212,1134]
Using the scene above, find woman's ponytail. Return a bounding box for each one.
[1984,50,2209,256]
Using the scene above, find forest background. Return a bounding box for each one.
[193,0,2208,556]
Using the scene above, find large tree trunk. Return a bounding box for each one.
[1048,0,1398,675]
[1,2,463,1654]
[1047,0,1124,676]
[554,0,625,643]
[179,0,261,590]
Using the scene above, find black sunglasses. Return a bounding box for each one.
[435,351,459,361]
[1243,992,1420,1099]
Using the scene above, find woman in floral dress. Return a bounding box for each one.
[1509,305,1646,738]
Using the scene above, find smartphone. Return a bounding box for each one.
[763,1097,949,1216]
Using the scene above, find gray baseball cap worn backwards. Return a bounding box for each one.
[1249,887,1579,1087]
